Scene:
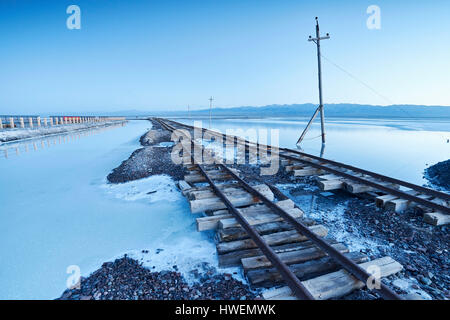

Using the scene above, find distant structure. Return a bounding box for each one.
[209,96,214,128]
[297,17,330,146]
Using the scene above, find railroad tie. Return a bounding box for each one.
[157,117,407,299]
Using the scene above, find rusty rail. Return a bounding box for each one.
[157,118,315,299]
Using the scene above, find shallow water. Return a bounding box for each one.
[176,117,450,185]
[0,121,216,299]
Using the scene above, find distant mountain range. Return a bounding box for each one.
[101,103,450,119]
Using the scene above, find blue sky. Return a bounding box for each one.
[0,0,449,113]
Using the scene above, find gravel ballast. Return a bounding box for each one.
[107,119,185,183]
[424,159,450,191]
[58,256,258,300]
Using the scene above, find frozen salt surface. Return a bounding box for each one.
[124,238,245,285]
[276,183,385,253]
[196,137,271,166]
[157,141,174,147]
[195,137,236,162]
[300,197,382,252]
[277,183,385,253]
[102,175,184,203]
[390,278,432,300]
[0,121,224,300]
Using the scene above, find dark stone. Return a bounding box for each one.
[424,159,450,190]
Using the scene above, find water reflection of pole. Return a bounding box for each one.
[4,149,8,158]
[309,194,316,215]
[295,142,325,158]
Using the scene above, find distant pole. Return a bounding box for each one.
[209,96,214,129]
[297,17,330,146]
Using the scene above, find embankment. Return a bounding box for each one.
[107,119,185,183]
[0,121,128,144]
[424,159,450,191]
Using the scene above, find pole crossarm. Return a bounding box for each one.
[308,36,330,42]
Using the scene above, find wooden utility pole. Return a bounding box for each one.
[297,17,330,146]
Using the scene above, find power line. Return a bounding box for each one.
[319,53,393,105]
[319,53,419,119]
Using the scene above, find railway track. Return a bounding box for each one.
[156,118,404,300]
[159,118,450,226]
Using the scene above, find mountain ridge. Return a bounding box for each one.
[101,103,450,119]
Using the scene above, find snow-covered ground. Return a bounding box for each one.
[0,121,126,143]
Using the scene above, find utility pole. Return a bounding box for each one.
[209,96,213,128]
[297,17,330,146]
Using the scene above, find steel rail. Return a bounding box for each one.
[157,118,403,300]
[164,118,449,200]
[157,118,315,300]
[279,153,450,214]
[161,118,450,212]
[217,163,402,300]
[196,164,315,300]
[278,148,450,202]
